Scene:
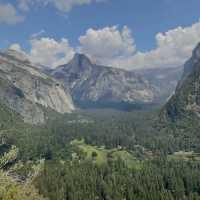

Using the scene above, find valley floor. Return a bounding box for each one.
[1,106,200,200]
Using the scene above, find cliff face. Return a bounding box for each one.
[48,53,155,109]
[163,43,200,121]
[0,50,75,124]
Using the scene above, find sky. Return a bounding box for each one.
[1,0,200,69]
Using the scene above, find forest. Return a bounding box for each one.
[1,103,200,200]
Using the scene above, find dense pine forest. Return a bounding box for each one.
[1,103,200,200]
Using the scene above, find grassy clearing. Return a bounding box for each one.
[168,151,200,161]
[70,139,142,169]
[111,150,142,169]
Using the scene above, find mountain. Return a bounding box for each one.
[162,43,200,121]
[135,66,183,103]
[0,49,75,124]
[47,53,156,110]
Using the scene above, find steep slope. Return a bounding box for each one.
[48,53,155,110]
[0,49,75,124]
[162,43,200,121]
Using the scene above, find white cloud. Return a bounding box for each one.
[78,26,136,64]
[10,38,75,68]
[9,43,31,61]
[9,43,24,52]
[18,0,106,12]
[78,21,200,69]
[8,21,200,70]
[26,38,75,67]
[28,37,75,67]
[0,3,24,25]
[118,21,200,69]
[51,0,105,12]
[31,30,46,39]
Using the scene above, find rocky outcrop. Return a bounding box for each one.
[48,53,155,110]
[0,50,75,124]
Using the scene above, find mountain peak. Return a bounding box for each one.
[74,53,89,59]
[70,53,93,67]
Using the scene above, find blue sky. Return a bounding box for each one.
[1,0,200,69]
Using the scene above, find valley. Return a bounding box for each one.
[0,36,200,200]
[2,0,200,199]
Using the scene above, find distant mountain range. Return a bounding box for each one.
[46,53,182,110]
[163,43,200,121]
[135,66,183,102]
[0,48,184,124]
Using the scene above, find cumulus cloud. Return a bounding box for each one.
[115,21,200,69]
[28,37,75,67]
[8,21,200,70]
[78,26,136,64]
[9,43,31,61]
[78,21,200,69]
[0,3,24,25]
[10,38,75,68]
[9,43,25,52]
[18,0,105,12]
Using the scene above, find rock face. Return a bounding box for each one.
[48,53,155,109]
[163,43,200,121]
[0,50,75,124]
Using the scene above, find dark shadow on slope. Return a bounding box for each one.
[74,99,160,112]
